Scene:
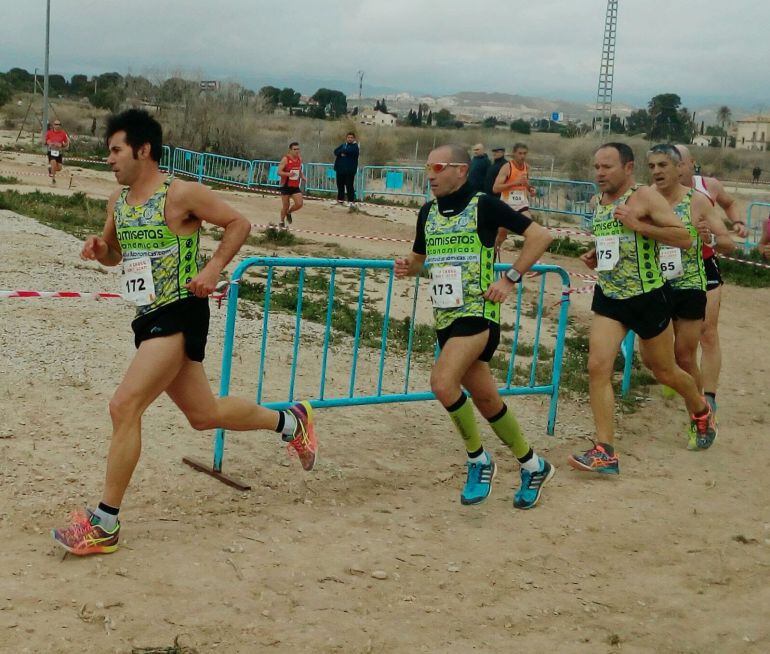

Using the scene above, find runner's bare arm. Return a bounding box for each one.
[179,182,252,296]
[510,222,553,274]
[394,252,426,278]
[80,190,122,266]
[277,156,289,180]
[707,177,745,235]
[619,187,691,249]
[492,163,513,194]
[694,193,735,254]
[484,223,551,303]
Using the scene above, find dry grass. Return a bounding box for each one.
[3,94,769,179]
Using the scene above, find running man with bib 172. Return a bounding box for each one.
[52,110,318,556]
[396,144,555,509]
[567,143,717,475]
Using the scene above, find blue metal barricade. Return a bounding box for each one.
[159,145,172,172]
[196,257,572,481]
[198,152,254,187]
[530,177,597,230]
[250,159,282,189]
[359,165,430,202]
[304,162,338,196]
[172,147,205,180]
[171,149,253,187]
[746,202,770,251]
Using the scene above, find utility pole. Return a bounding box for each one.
[357,70,364,110]
[41,0,51,145]
[594,1,619,139]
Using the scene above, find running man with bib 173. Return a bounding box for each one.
[396,144,555,509]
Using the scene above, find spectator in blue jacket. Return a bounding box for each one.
[333,132,360,206]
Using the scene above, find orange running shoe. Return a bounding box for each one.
[567,441,619,475]
[52,509,120,556]
[689,403,718,450]
[284,401,318,471]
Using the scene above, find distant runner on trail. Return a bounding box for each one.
[567,143,716,476]
[45,119,69,185]
[396,144,556,509]
[676,145,748,416]
[648,144,735,449]
[492,142,536,220]
[277,141,306,230]
[52,110,318,556]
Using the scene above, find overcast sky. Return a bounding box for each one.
[2,0,768,110]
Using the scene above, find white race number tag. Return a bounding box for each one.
[121,257,156,306]
[49,149,60,157]
[507,190,528,210]
[289,169,300,181]
[595,235,620,271]
[430,266,464,308]
[659,246,684,279]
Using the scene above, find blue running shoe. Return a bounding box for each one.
[514,458,555,510]
[460,456,497,505]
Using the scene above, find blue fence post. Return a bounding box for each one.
[621,331,636,397]
[196,153,205,183]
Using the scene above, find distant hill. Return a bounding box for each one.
[352,90,635,124]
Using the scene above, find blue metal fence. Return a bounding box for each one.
[530,178,597,229]
[746,201,770,251]
[166,147,597,221]
[190,257,572,483]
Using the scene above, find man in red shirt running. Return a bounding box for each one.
[675,145,749,415]
[45,119,70,185]
[277,142,306,230]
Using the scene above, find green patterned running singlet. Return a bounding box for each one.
[591,187,664,299]
[665,189,706,291]
[424,193,499,330]
[114,176,202,317]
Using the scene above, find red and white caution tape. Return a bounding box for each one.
[721,254,770,270]
[0,290,123,300]
[252,223,411,244]
[1,285,228,303]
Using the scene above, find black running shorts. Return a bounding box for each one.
[591,284,671,340]
[704,256,723,291]
[280,185,302,196]
[131,296,210,362]
[436,317,501,363]
[666,287,707,321]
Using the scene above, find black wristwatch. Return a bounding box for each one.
[504,267,522,284]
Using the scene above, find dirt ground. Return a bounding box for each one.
[0,152,768,654]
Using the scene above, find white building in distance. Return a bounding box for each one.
[733,116,770,151]
[359,110,397,127]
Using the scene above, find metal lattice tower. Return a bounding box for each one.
[594,0,619,138]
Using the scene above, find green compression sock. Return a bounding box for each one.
[487,404,530,458]
[446,393,482,454]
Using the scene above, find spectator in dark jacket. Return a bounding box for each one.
[333,132,360,205]
[468,143,490,192]
[484,147,507,197]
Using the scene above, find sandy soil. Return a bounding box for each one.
[0,154,768,654]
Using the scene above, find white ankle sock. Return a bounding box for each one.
[521,453,541,473]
